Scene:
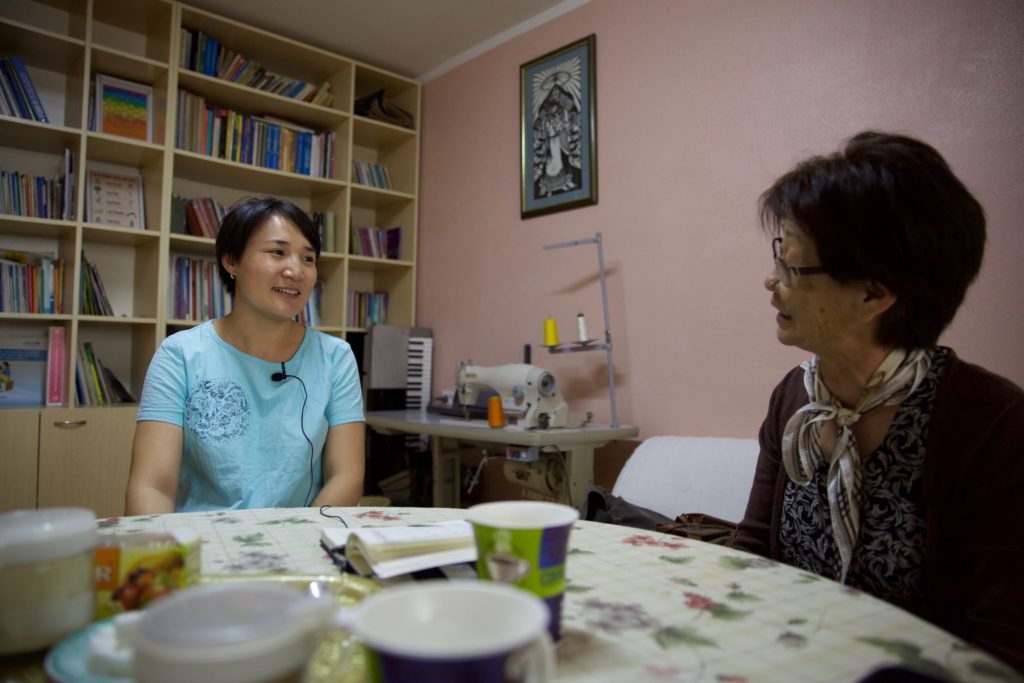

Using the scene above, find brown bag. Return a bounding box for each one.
[657,512,738,546]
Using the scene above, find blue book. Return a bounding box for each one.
[268,125,280,170]
[10,57,49,123]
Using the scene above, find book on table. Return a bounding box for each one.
[319,520,476,579]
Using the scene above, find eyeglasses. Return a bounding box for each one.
[772,237,829,287]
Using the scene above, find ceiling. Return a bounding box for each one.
[184,0,589,82]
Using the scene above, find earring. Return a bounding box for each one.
[230,273,235,280]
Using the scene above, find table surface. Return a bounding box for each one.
[365,409,639,447]
[89,506,1019,683]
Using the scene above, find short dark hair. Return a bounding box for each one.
[216,196,321,295]
[759,131,986,349]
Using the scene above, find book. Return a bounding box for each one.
[320,520,476,579]
[10,56,49,123]
[0,334,47,407]
[46,326,65,406]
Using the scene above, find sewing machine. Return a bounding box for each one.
[457,363,569,430]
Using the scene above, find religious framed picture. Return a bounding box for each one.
[520,34,597,219]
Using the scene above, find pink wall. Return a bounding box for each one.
[417,0,1024,440]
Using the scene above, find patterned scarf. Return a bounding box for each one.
[781,348,932,583]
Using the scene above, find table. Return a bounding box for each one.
[81,507,1022,682]
[365,409,638,507]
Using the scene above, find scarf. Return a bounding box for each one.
[781,347,932,583]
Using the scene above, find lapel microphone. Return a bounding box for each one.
[271,362,287,382]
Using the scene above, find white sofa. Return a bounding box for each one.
[611,436,760,522]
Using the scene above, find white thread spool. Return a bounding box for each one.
[576,313,589,342]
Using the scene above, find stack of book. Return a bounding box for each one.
[80,252,114,316]
[170,195,227,238]
[178,28,333,106]
[295,282,322,327]
[0,249,64,314]
[0,149,76,220]
[170,255,232,322]
[348,291,388,328]
[311,211,336,253]
[75,341,135,406]
[350,226,401,260]
[352,160,392,189]
[0,56,49,123]
[176,90,335,178]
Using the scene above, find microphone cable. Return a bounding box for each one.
[274,362,316,507]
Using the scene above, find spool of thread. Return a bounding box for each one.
[487,395,506,428]
[544,317,559,347]
[576,313,589,342]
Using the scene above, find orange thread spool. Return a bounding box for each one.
[487,395,506,428]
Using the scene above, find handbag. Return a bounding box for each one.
[579,486,674,530]
[656,512,738,546]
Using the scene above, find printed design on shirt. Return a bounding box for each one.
[185,378,250,442]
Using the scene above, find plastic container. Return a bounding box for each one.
[0,507,98,655]
[126,581,334,683]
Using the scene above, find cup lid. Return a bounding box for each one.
[0,508,97,564]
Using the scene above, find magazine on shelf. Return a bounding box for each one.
[319,520,476,579]
[86,163,145,229]
[0,334,47,407]
[94,74,153,142]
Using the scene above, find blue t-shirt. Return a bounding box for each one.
[137,322,364,511]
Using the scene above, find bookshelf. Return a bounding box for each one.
[0,0,420,511]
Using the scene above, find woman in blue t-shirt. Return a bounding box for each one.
[126,197,365,513]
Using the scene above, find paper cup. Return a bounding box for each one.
[346,580,554,683]
[465,501,578,640]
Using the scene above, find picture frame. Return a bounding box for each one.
[94,74,153,142]
[86,162,146,229]
[520,34,597,219]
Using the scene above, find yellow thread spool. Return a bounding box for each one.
[544,317,559,347]
[487,395,506,428]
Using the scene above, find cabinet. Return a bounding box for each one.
[1,0,421,405]
[0,405,137,516]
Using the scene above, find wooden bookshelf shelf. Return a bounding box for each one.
[2,0,421,413]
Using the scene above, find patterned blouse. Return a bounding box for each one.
[779,347,950,613]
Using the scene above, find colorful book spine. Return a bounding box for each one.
[46,326,65,406]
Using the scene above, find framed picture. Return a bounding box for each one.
[94,74,153,142]
[520,34,597,219]
[86,162,146,229]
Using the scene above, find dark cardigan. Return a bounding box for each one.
[734,352,1024,672]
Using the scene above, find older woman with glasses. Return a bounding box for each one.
[733,131,1024,671]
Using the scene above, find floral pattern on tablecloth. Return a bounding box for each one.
[96,508,1023,683]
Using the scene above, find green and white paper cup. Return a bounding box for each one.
[465,501,579,640]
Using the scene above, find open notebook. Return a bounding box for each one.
[320,520,477,579]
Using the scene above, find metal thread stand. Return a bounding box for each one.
[542,232,619,427]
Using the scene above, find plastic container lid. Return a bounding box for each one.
[0,508,97,565]
[133,581,332,655]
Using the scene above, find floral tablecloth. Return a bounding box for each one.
[97,507,1020,683]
